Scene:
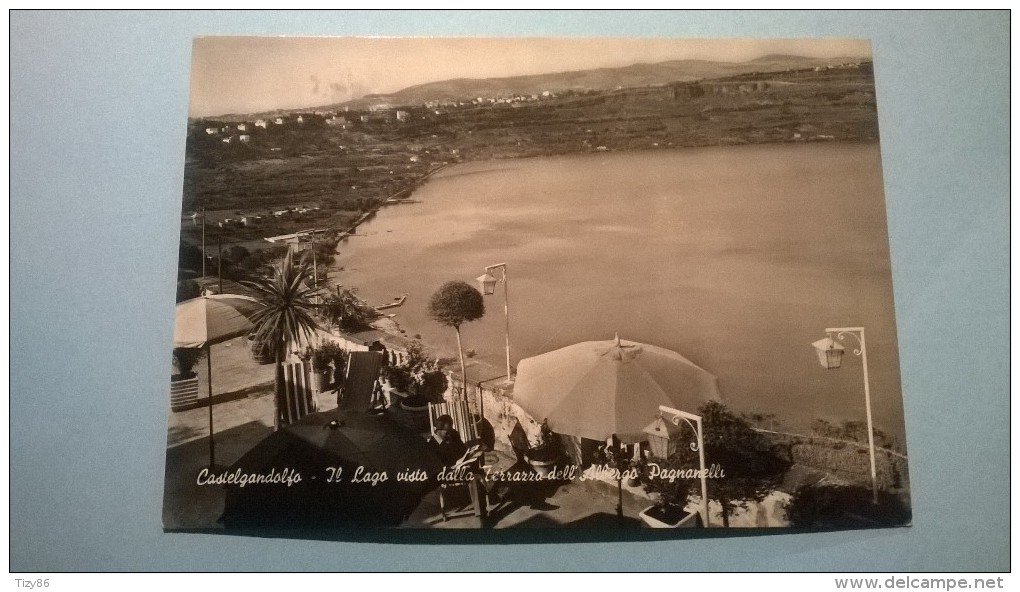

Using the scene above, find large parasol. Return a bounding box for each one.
[173,293,263,466]
[220,408,444,528]
[512,335,721,443]
[513,335,721,519]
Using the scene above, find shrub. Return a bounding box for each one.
[321,289,377,332]
[785,483,911,528]
[172,347,205,379]
[642,401,791,527]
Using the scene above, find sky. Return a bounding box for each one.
[189,37,871,117]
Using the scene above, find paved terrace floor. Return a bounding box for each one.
[164,332,791,530]
[163,336,658,530]
[164,386,658,530]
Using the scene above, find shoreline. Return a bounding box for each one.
[320,142,903,446]
[327,136,879,246]
[332,161,453,244]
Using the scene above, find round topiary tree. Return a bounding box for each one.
[427,280,485,397]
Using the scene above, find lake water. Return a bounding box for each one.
[333,144,905,442]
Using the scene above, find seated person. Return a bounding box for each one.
[428,414,491,517]
[428,414,467,467]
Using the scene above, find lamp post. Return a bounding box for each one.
[476,263,511,383]
[295,230,320,303]
[200,207,206,278]
[646,405,709,527]
[812,326,878,504]
[309,229,318,304]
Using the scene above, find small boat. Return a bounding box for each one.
[375,294,408,311]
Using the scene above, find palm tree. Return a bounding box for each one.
[427,280,484,398]
[243,250,321,429]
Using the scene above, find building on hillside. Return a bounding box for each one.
[264,229,328,252]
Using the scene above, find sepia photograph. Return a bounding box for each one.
[164,36,911,533]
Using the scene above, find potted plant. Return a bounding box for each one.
[526,421,564,477]
[392,371,430,431]
[389,341,447,411]
[639,503,702,529]
[249,333,275,365]
[406,342,447,403]
[318,341,348,386]
[639,459,700,528]
[638,424,702,528]
[307,346,333,392]
[381,364,411,402]
[170,347,203,411]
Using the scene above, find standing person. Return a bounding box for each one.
[335,383,345,409]
[370,377,386,411]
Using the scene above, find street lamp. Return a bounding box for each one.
[199,207,207,278]
[644,405,709,527]
[294,230,320,301]
[812,326,878,504]
[476,263,511,382]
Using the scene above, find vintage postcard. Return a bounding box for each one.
[165,37,910,532]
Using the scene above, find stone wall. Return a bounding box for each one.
[444,374,544,455]
[764,431,909,491]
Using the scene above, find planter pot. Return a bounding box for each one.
[528,457,557,477]
[313,371,331,392]
[399,397,429,432]
[399,398,429,412]
[250,340,275,365]
[169,376,199,411]
[639,505,701,529]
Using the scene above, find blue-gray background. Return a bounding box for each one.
[10,11,1009,571]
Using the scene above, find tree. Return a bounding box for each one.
[427,280,485,397]
[321,289,376,332]
[785,483,911,528]
[176,279,202,303]
[242,250,321,429]
[651,401,791,527]
[178,244,205,280]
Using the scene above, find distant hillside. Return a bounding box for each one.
[334,54,863,109]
